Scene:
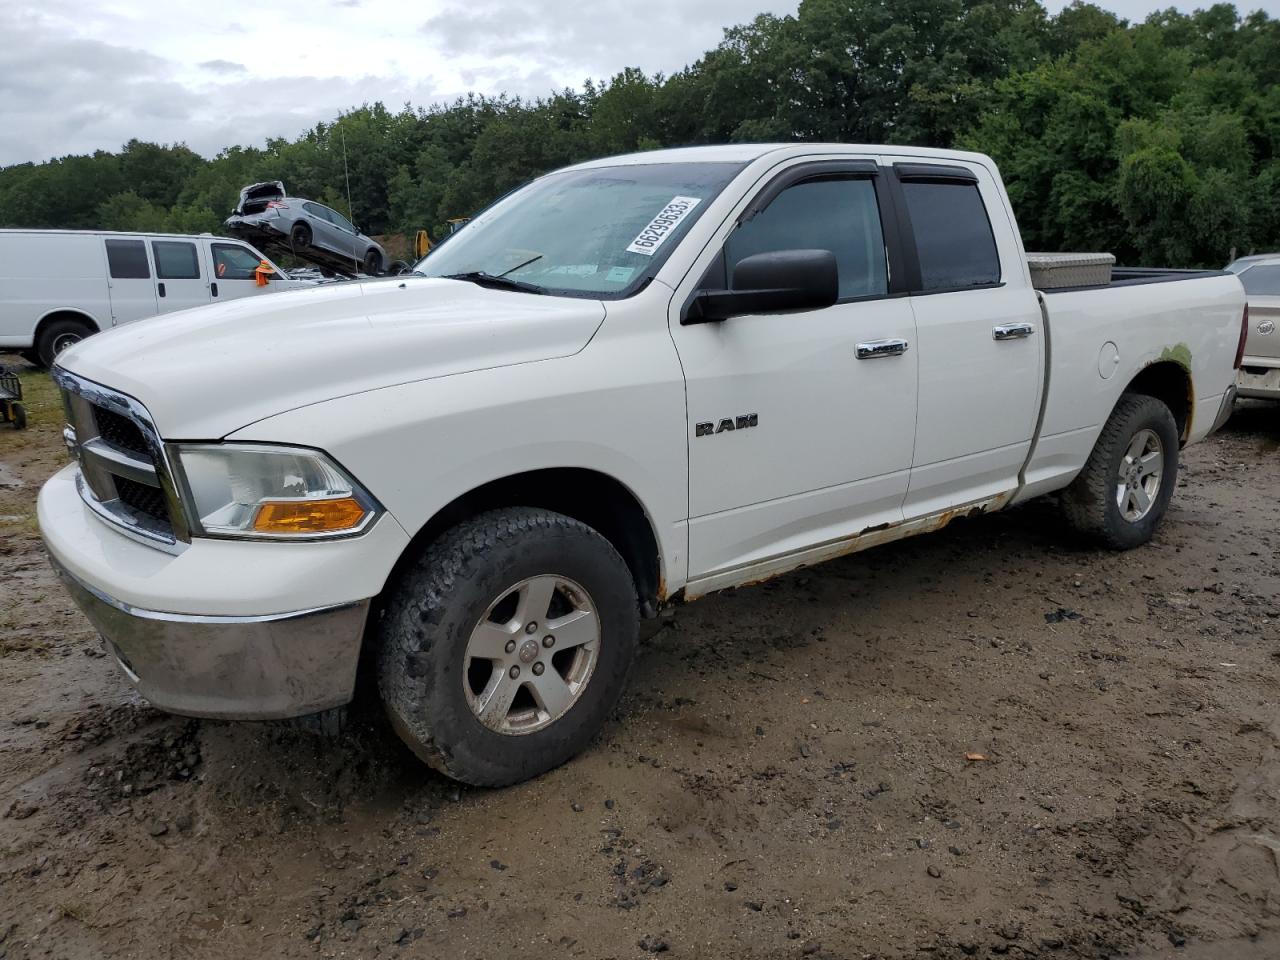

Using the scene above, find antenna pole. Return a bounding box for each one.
[340,123,359,276]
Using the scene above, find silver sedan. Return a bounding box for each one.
[224,181,388,277]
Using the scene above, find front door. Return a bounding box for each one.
[150,239,209,314]
[326,206,362,261]
[670,161,919,585]
[209,241,271,302]
[102,238,158,325]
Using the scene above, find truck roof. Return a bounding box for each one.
[566,142,997,171]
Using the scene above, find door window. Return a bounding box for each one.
[1240,265,1280,296]
[303,202,333,223]
[152,240,201,280]
[105,239,151,279]
[328,208,357,233]
[899,180,1000,291]
[212,243,262,280]
[726,177,887,300]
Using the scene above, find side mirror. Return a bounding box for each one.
[685,249,839,324]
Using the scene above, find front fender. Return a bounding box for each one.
[228,336,691,596]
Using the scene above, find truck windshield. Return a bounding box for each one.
[414,162,744,298]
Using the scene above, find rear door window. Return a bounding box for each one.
[1240,265,1280,296]
[726,176,888,300]
[303,202,333,223]
[105,239,151,279]
[328,208,357,233]
[900,180,1001,291]
[152,240,201,280]
[212,243,262,280]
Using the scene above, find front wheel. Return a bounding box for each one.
[377,508,639,786]
[1061,393,1180,549]
[362,249,382,276]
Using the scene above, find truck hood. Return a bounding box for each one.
[58,277,606,438]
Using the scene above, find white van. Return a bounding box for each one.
[0,230,305,366]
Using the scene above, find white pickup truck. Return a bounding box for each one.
[39,144,1247,786]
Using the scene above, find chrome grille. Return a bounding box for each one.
[93,406,149,456]
[53,367,189,552]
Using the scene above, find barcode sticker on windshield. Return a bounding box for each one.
[626,196,702,256]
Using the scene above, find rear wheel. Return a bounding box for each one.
[290,222,312,250]
[377,508,639,786]
[36,317,93,368]
[1061,393,1180,549]
[362,249,382,276]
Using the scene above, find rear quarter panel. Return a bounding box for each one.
[1016,274,1244,501]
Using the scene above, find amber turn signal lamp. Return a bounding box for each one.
[252,497,366,534]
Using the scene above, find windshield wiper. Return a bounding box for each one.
[497,255,543,277]
[441,271,545,294]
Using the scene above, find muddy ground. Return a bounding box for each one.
[1,360,1278,960]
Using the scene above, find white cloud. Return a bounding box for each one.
[198,59,248,75]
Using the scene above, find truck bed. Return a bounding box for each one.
[1040,266,1230,294]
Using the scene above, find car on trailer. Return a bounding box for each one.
[223,182,388,278]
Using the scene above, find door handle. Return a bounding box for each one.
[993,322,1034,340]
[157,282,166,298]
[856,339,909,359]
[210,282,218,298]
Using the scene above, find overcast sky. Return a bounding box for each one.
[1,0,1278,167]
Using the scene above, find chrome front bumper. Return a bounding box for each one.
[52,559,369,720]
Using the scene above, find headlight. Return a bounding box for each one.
[172,444,379,539]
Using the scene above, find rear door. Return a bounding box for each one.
[1238,264,1280,364]
[892,161,1043,517]
[102,238,158,325]
[303,203,349,261]
[150,238,209,313]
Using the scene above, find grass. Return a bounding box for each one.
[0,360,67,542]
[7,361,64,439]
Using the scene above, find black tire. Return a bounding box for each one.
[377,507,639,787]
[362,249,382,276]
[1061,392,1180,550]
[290,221,312,249]
[36,317,93,368]
[11,402,26,430]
